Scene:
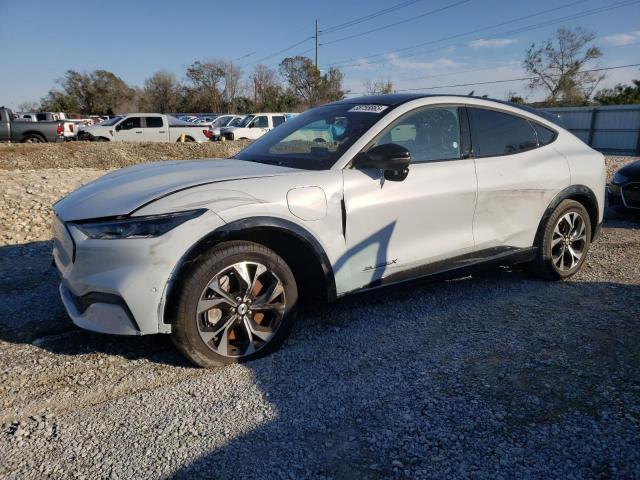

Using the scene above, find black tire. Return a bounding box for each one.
[21,133,45,143]
[171,241,298,368]
[530,199,591,280]
[95,137,109,142]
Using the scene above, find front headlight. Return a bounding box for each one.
[612,171,629,185]
[72,209,206,239]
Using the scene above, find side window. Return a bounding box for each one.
[469,108,537,156]
[532,122,556,146]
[145,117,163,128]
[252,116,268,128]
[372,106,461,163]
[36,113,47,121]
[272,116,285,127]
[119,117,141,130]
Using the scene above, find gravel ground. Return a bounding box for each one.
[0,154,638,479]
[0,141,248,170]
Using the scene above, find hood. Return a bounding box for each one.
[54,158,295,221]
[619,160,640,180]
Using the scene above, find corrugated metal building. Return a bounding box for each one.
[541,105,640,156]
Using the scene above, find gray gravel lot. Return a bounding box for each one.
[0,155,639,479]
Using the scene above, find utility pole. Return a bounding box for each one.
[315,19,319,68]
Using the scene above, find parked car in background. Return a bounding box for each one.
[0,107,67,143]
[220,113,288,141]
[78,113,210,142]
[608,159,640,213]
[208,115,244,140]
[52,94,605,367]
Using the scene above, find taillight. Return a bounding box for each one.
[203,129,212,138]
[69,124,74,132]
[57,124,64,135]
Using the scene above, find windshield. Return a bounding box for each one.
[238,115,255,127]
[101,116,123,126]
[212,116,231,127]
[234,103,389,170]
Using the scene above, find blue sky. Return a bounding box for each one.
[1,0,639,109]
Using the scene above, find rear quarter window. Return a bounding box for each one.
[532,122,556,146]
[469,107,538,157]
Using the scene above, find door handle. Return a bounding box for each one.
[159,131,166,133]
[135,131,142,133]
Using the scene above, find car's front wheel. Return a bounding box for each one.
[531,199,591,280]
[171,241,298,367]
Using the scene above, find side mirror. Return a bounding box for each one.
[115,124,122,131]
[356,143,411,181]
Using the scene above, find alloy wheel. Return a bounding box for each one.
[551,211,587,271]
[196,261,286,358]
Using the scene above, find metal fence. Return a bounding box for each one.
[541,104,640,156]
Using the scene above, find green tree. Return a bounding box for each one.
[41,69,134,114]
[523,27,603,105]
[594,79,640,105]
[141,71,184,113]
[279,56,345,108]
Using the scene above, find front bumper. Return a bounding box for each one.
[608,182,640,212]
[53,210,226,335]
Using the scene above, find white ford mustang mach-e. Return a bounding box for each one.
[53,94,605,367]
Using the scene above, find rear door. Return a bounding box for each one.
[114,116,143,141]
[249,115,269,139]
[272,115,286,129]
[468,106,570,250]
[142,116,167,142]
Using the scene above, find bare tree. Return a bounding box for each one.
[362,78,393,95]
[16,101,40,112]
[221,60,243,107]
[523,26,604,105]
[185,60,226,111]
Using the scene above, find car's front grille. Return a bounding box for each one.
[621,183,640,209]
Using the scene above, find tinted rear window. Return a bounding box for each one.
[273,116,285,127]
[145,117,163,128]
[469,108,538,156]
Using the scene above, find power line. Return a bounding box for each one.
[320,0,472,46]
[321,0,428,34]
[324,0,588,67]
[346,63,640,94]
[325,0,639,69]
[242,35,314,68]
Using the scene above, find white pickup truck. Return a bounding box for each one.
[219,113,290,141]
[79,113,210,142]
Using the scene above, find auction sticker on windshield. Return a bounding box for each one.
[348,105,388,113]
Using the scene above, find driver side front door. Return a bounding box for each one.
[338,105,478,293]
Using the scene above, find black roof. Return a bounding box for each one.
[332,93,562,126]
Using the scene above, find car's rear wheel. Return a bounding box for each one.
[171,241,298,368]
[531,199,591,280]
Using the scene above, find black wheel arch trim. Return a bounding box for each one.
[162,216,337,325]
[534,184,600,246]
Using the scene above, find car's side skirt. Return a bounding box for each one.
[342,246,537,297]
